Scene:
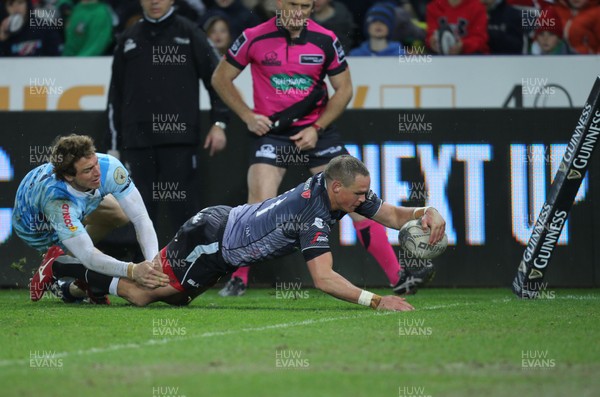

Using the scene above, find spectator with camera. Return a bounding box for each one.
[0,0,62,56]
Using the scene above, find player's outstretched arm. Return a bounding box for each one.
[306,252,414,312]
[62,233,169,289]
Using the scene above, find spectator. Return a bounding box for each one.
[553,0,600,54]
[204,14,231,55]
[201,0,259,40]
[426,0,490,54]
[0,0,62,56]
[350,2,404,56]
[311,0,355,52]
[530,5,573,54]
[482,0,525,54]
[107,0,231,245]
[62,0,113,56]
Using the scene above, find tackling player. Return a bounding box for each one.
[44,155,446,311]
[13,134,169,302]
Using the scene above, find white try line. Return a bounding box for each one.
[0,301,470,368]
[1,294,596,368]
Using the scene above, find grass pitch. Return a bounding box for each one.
[0,288,598,397]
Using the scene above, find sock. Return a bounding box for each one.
[231,266,249,285]
[53,261,113,296]
[109,277,120,296]
[53,260,87,280]
[84,269,113,296]
[354,219,400,285]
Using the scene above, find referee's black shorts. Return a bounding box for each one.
[249,125,349,169]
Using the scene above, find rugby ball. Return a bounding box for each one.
[437,27,457,55]
[398,219,448,259]
[8,13,24,34]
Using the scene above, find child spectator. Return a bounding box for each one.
[349,2,404,56]
[530,6,573,54]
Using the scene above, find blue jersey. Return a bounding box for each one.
[12,153,134,251]
[221,172,383,266]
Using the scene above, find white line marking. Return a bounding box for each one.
[1,294,597,367]
[0,302,462,367]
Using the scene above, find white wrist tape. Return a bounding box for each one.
[358,290,374,306]
[413,206,432,219]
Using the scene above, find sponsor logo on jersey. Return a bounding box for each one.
[310,231,328,244]
[299,54,324,64]
[61,203,77,232]
[113,167,127,185]
[187,279,200,288]
[270,74,313,91]
[312,217,324,229]
[230,33,247,56]
[261,51,282,66]
[123,38,136,53]
[301,190,311,199]
[303,177,312,190]
[315,145,342,157]
[174,37,190,45]
[367,190,374,200]
[333,38,345,63]
[255,144,277,159]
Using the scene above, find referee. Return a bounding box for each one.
[107,0,230,244]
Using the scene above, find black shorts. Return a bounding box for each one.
[161,205,237,291]
[249,125,349,168]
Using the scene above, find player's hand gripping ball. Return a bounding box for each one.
[398,218,448,259]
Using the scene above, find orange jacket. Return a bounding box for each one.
[552,1,600,53]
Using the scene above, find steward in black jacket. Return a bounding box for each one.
[107,6,230,149]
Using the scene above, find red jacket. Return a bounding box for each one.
[426,0,489,54]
